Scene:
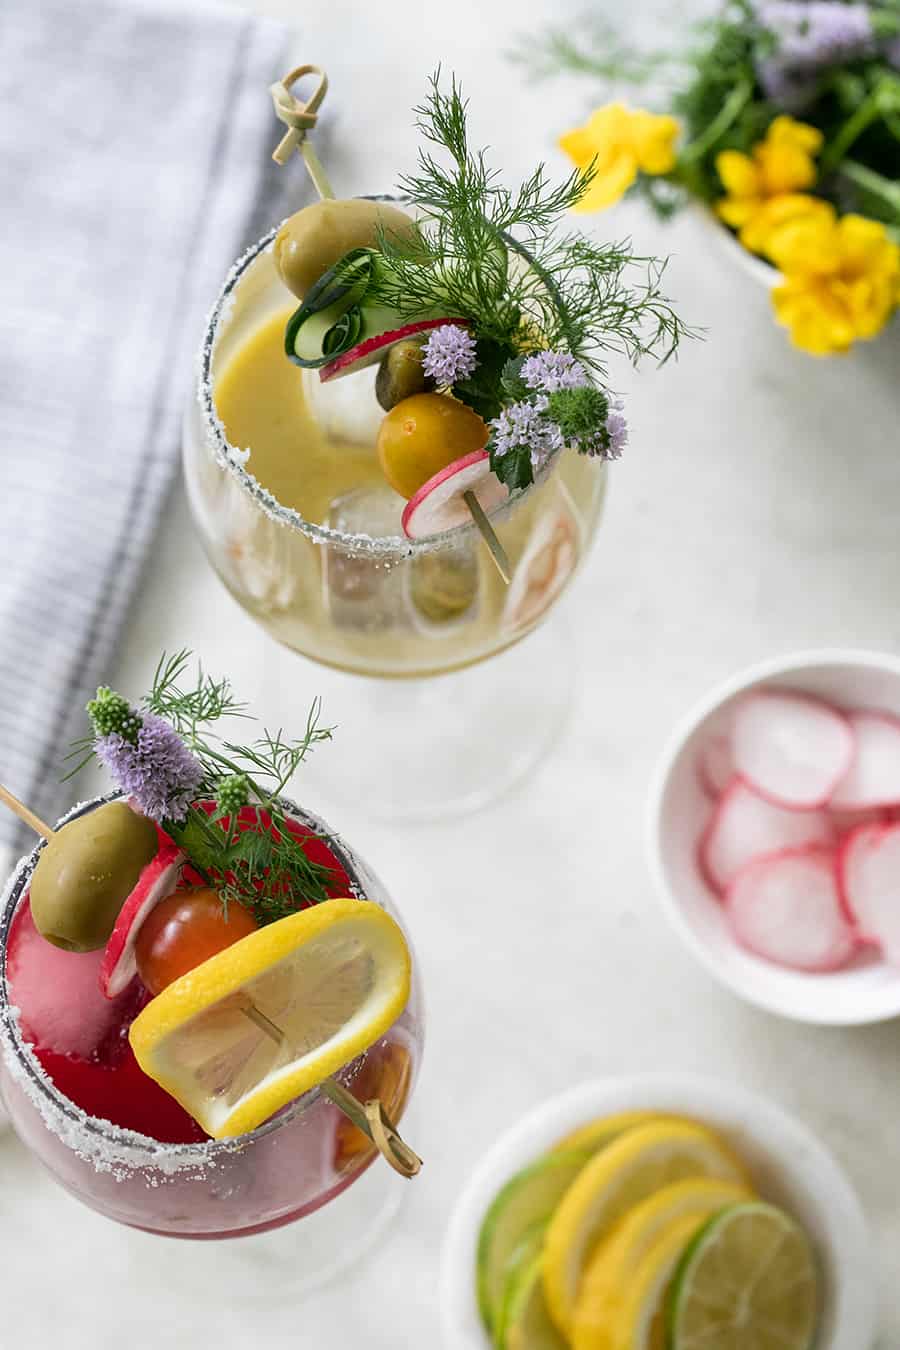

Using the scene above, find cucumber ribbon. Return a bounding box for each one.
[284,248,399,368]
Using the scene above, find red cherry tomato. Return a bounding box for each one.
[135,888,258,995]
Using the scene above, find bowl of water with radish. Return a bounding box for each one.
[649,650,900,1024]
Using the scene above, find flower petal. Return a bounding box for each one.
[572,150,638,212]
[715,150,760,198]
[630,110,680,174]
[715,197,759,229]
[740,193,833,258]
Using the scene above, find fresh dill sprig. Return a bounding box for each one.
[71,651,338,924]
[370,71,689,400]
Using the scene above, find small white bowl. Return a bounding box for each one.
[440,1075,875,1350]
[648,648,900,1025]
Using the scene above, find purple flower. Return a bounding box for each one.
[520,350,590,394]
[490,396,564,472]
[95,713,204,822]
[421,325,478,386]
[597,397,628,461]
[753,2,874,105]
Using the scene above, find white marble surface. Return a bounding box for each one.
[4,0,900,1345]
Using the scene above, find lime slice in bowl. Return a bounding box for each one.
[669,1202,819,1350]
[501,1251,567,1350]
[477,1149,594,1334]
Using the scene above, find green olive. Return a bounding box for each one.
[375,339,432,411]
[30,802,159,952]
[273,199,418,301]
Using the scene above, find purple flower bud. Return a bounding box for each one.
[753,1,874,107]
[421,325,478,386]
[520,350,590,394]
[95,712,204,822]
[490,396,564,472]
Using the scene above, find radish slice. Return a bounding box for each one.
[697,733,735,799]
[732,689,854,809]
[401,449,509,540]
[827,804,890,835]
[726,846,856,972]
[99,843,184,998]
[699,779,833,894]
[501,499,579,633]
[319,318,468,383]
[838,821,900,959]
[829,709,900,809]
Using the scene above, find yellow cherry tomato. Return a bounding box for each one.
[376,393,488,499]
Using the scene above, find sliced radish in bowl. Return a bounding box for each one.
[699,779,833,894]
[697,732,735,799]
[319,318,468,383]
[99,842,184,999]
[726,846,856,972]
[838,821,900,958]
[402,449,509,540]
[829,710,900,810]
[732,690,854,810]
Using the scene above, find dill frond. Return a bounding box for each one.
[372,71,689,379]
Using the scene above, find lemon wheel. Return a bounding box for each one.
[129,898,411,1139]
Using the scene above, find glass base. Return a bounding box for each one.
[277,614,575,822]
[131,1151,408,1301]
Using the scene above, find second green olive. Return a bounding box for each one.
[30,801,159,953]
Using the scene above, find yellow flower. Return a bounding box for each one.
[715,116,824,254]
[559,103,680,212]
[738,193,834,257]
[768,212,900,355]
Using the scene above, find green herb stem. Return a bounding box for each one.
[819,89,884,177]
[839,158,900,221]
[677,76,753,167]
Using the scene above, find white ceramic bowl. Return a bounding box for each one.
[648,648,900,1025]
[440,1074,875,1350]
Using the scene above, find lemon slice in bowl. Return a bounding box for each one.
[129,898,411,1139]
[608,1213,708,1350]
[569,1177,755,1350]
[543,1121,749,1335]
[669,1202,819,1350]
[572,1177,753,1350]
[553,1110,681,1154]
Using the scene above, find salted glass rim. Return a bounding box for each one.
[195,199,553,558]
[0,790,376,1165]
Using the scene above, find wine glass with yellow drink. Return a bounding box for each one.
[182,68,689,817]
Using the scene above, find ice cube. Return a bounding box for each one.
[302,367,384,447]
[323,486,412,632]
[408,543,479,628]
[6,900,128,1060]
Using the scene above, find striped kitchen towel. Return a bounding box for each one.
[0,0,295,863]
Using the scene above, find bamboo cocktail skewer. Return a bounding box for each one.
[0,783,421,1177]
[270,65,512,586]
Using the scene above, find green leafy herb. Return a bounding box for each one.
[72,651,338,925]
[546,386,610,454]
[369,71,690,381]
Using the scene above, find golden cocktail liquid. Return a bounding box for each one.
[199,269,606,679]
